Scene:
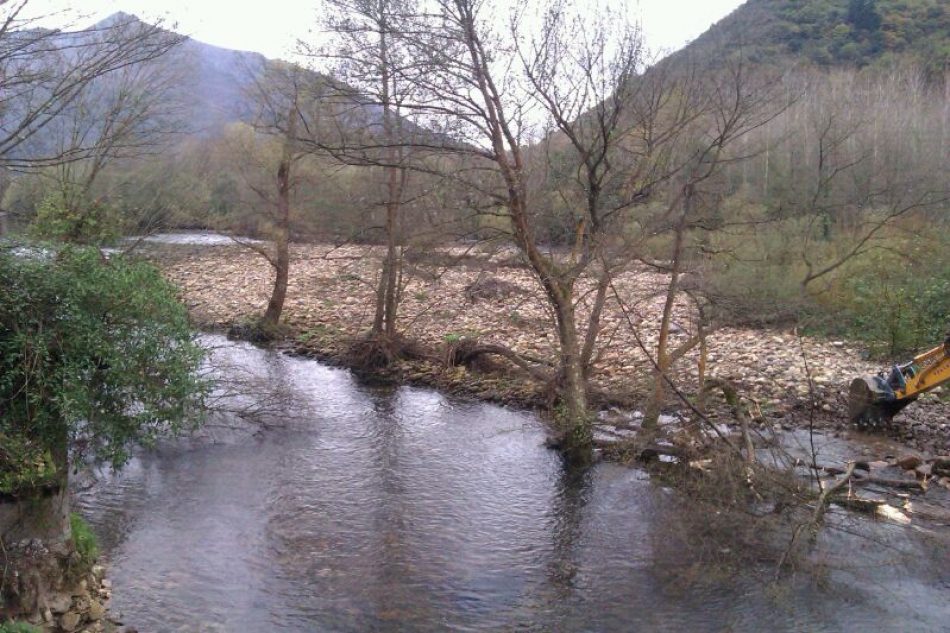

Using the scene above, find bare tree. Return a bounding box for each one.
[382,0,782,460]
[642,55,786,428]
[0,5,182,171]
[215,63,321,335]
[299,0,429,362]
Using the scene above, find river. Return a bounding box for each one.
[75,336,949,632]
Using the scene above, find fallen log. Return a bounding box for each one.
[811,462,858,534]
[818,464,927,492]
[446,340,552,382]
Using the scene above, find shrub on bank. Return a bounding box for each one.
[0,244,207,486]
[699,216,949,359]
[69,513,99,570]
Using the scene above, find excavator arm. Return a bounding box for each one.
[849,336,950,427]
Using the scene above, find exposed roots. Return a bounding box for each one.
[227,317,290,344]
[346,331,426,371]
[444,337,552,382]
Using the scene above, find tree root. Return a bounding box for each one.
[445,339,552,382]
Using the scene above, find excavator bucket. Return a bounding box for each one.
[848,376,913,427]
[849,335,949,428]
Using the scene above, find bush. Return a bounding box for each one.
[848,260,950,358]
[0,433,56,494]
[0,244,207,491]
[28,190,122,245]
[819,248,950,358]
[69,513,99,568]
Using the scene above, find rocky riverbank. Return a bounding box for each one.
[4,559,115,633]
[145,238,950,456]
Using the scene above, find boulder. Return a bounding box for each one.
[60,611,81,631]
[931,457,950,476]
[45,592,73,614]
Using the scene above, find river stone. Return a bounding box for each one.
[896,455,922,470]
[88,599,106,621]
[60,611,81,631]
[46,592,73,614]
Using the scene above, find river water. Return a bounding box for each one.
[75,336,949,632]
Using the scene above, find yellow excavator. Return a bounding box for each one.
[849,335,950,426]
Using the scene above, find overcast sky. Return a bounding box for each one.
[22,0,744,60]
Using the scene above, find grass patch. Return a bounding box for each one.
[0,623,42,633]
[70,512,99,568]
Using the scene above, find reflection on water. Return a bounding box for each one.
[75,337,949,632]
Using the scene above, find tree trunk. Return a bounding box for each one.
[580,268,610,379]
[372,15,404,340]
[1,433,73,619]
[262,104,297,330]
[262,226,289,329]
[551,285,593,464]
[645,194,690,430]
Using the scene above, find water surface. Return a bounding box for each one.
[76,337,949,632]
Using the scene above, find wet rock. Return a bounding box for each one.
[45,593,72,614]
[905,501,950,522]
[60,611,81,631]
[896,455,923,470]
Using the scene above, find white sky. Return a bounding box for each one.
[22,0,744,60]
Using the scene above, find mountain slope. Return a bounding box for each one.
[169,36,268,134]
[676,0,949,74]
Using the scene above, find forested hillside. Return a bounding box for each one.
[685,0,949,75]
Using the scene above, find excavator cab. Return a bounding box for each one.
[849,335,950,427]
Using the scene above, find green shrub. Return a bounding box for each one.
[28,190,122,245]
[832,253,950,358]
[0,434,56,493]
[0,244,207,491]
[69,513,99,568]
[0,623,42,633]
